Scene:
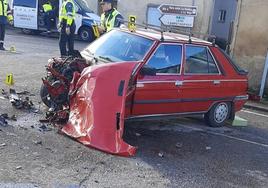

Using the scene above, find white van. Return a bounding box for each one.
[12,0,100,41]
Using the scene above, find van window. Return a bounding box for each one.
[13,0,36,8]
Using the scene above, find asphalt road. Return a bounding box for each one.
[0,29,268,188]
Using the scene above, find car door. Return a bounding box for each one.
[131,43,184,117]
[180,44,226,113]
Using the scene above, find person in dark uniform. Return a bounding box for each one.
[0,0,13,50]
[42,1,54,33]
[58,0,76,57]
[99,0,124,34]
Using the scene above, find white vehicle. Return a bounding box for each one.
[12,0,100,41]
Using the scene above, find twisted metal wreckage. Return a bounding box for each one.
[41,54,137,157]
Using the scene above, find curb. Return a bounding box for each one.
[243,104,268,113]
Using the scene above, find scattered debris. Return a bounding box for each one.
[38,125,52,132]
[10,115,17,121]
[9,89,35,110]
[1,89,9,98]
[0,96,5,100]
[33,140,42,145]
[0,114,8,127]
[206,146,212,150]
[0,143,6,147]
[18,124,27,130]
[158,152,164,158]
[175,142,183,148]
[15,166,22,170]
[16,91,30,95]
[135,133,141,137]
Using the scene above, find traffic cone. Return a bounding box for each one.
[5,73,14,86]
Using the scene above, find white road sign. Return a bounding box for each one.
[159,15,194,28]
[158,4,197,16]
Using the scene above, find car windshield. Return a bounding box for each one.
[75,0,93,13]
[81,30,154,63]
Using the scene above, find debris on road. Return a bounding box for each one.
[38,124,52,132]
[33,140,42,145]
[8,89,38,112]
[206,146,212,150]
[0,114,8,127]
[1,89,9,99]
[158,152,164,158]
[135,133,141,137]
[0,143,6,147]
[15,166,22,170]
[175,142,183,148]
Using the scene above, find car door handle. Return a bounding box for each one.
[213,80,221,85]
[175,81,183,86]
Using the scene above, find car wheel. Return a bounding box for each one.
[79,27,94,42]
[40,84,52,107]
[205,102,230,127]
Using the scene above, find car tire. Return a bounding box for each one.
[79,27,94,42]
[205,102,231,127]
[40,84,51,107]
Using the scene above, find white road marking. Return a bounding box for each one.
[207,131,268,148]
[178,124,268,148]
[241,110,268,118]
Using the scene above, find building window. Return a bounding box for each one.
[218,10,227,22]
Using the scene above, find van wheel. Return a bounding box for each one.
[21,28,33,35]
[205,102,231,127]
[79,27,94,42]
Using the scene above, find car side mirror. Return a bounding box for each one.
[140,65,157,76]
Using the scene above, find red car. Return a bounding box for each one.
[42,28,248,156]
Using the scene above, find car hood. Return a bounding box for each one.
[61,62,139,157]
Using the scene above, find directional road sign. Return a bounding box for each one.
[158,4,197,16]
[159,14,194,28]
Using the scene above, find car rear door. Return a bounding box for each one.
[131,43,184,117]
[180,44,227,113]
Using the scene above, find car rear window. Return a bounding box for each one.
[185,45,220,74]
[220,49,248,75]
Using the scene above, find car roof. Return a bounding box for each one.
[119,27,213,46]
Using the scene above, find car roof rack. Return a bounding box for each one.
[122,21,216,45]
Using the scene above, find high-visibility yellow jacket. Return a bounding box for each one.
[43,3,53,13]
[101,8,120,32]
[59,0,75,26]
[0,0,13,23]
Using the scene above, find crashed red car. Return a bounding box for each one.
[41,28,248,156]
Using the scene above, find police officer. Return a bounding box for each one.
[0,0,13,50]
[58,0,76,57]
[99,0,123,34]
[42,1,54,33]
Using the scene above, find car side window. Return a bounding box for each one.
[185,46,219,74]
[147,44,182,74]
